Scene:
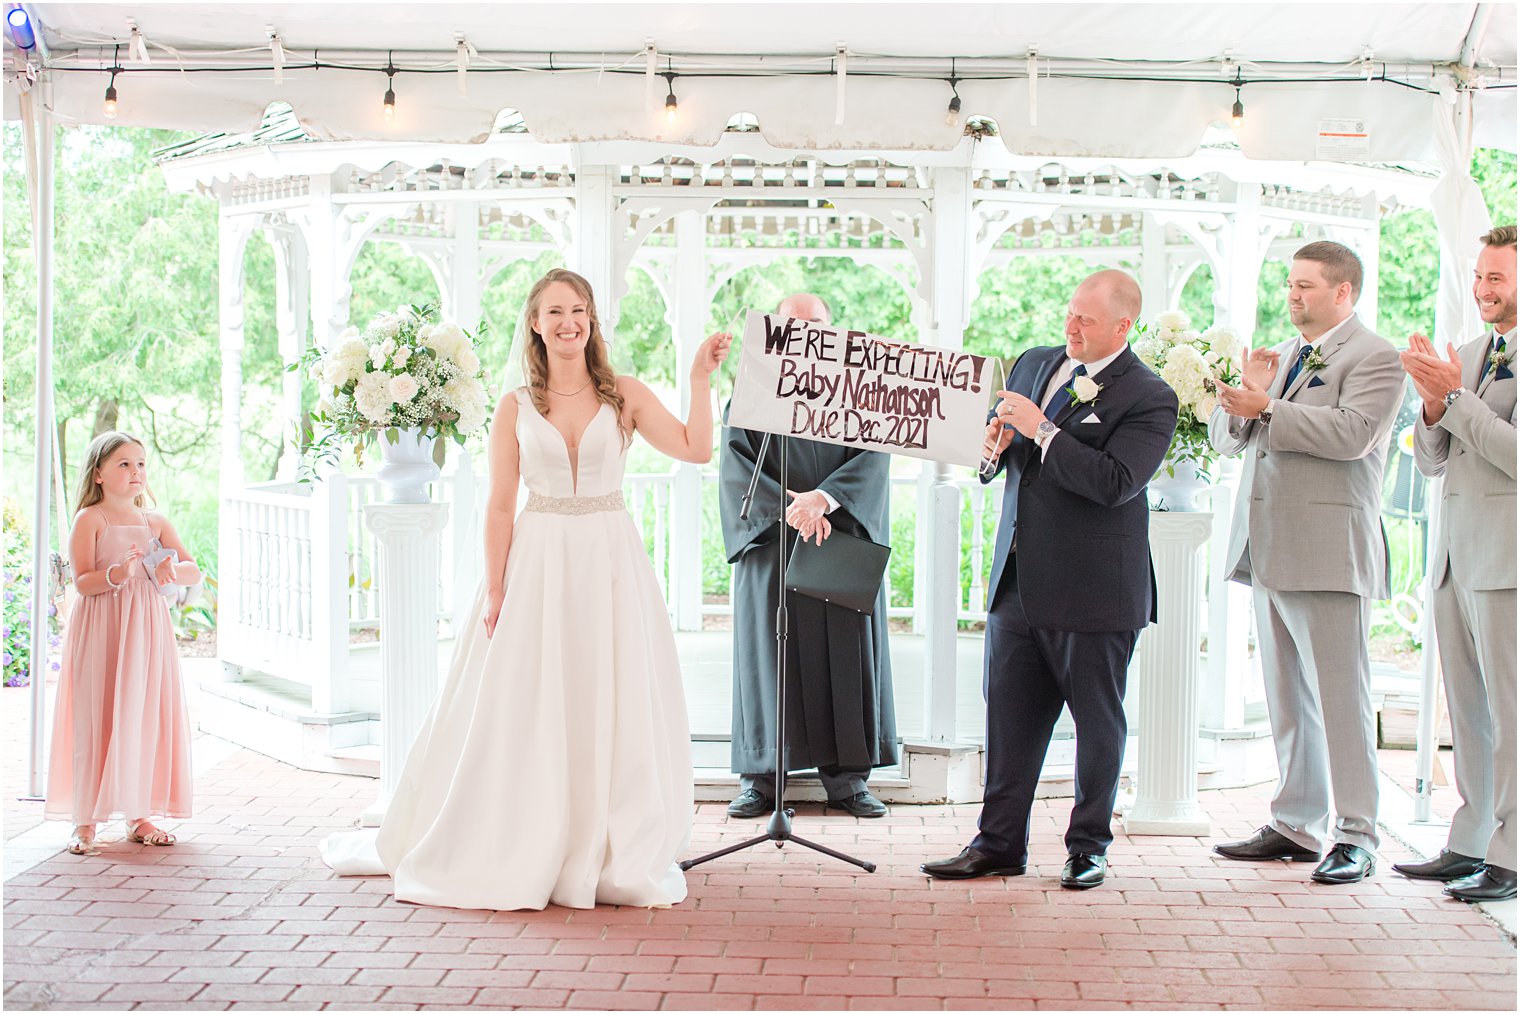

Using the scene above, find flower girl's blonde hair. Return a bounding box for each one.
[74,431,155,513]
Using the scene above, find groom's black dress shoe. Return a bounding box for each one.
[1214,826,1321,862]
[1311,843,1376,884]
[826,791,887,818]
[726,789,774,819]
[1392,849,1485,882]
[1444,865,1518,902]
[1061,853,1107,890]
[921,847,1026,880]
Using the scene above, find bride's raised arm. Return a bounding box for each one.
[619,332,731,464]
[481,393,522,637]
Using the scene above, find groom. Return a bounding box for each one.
[922,269,1177,889]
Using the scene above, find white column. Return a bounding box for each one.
[218,216,249,492]
[1201,457,1251,730]
[1220,184,1262,333]
[448,203,483,328]
[309,468,352,715]
[920,166,972,744]
[1126,511,1213,835]
[571,164,621,334]
[19,92,54,797]
[1139,212,1168,316]
[360,502,451,826]
[668,211,709,630]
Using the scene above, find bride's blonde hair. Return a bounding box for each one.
[520,269,628,444]
[74,431,155,513]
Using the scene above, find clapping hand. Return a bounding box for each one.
[785,489,833,546]
[1214,379,1271,419]
[1400,332,1464,406]
[154,555,179,587]
[1240,347,1280,393]
[692,332,733,378]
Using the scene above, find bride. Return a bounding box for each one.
[323,268,730,910]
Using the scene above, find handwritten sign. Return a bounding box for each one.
[728,310,996,467]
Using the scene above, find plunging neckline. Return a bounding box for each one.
[528,396,607,495]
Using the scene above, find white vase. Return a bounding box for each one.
[1149,457,1212,512]
[375,428,440,504]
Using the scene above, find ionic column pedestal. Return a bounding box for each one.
[1126,511,1213,836]
[360,502,450,826]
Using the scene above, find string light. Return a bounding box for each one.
[662,72,678,124]
[382,52,396,122]
[103,45,121,119]
[1230,72,1245,129]
[945,62,962,128]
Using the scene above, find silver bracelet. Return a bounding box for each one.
[104,563,125,590]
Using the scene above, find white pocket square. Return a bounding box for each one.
[1080,413,1101,424]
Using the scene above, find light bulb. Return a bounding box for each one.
[383,86,396,122]
[1230,97,1244,130]
[665,91,678,124]
[104,84,119,119]
[945,94,962,128]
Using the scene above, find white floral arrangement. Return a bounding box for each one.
[1133,308,1245,477]
[292,303,492,475]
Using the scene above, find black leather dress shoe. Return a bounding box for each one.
[726,788,774,819]
[921,846,1026,880]
[1214,826,1321,862]
[1444,865,1518,902]
[1392,849,1485,882]
[825,790,887,818]
[1311,843,1376,884]
[1061,853,1107,889]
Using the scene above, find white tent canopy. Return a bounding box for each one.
[5,3,1515,157]
[4,3,1515,803]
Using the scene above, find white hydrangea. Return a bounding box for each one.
[456,403,487,433]
[388,374,420,403]
[354,371,395,424]
[1160,343,1211,399]
[370,314,402,340]
[1203,325,1245,365]
[456,347,481,375]
[1155,310,1191,332]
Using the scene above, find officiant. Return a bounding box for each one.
[719,293,898,819]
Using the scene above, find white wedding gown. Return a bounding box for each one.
[321,389,692,910]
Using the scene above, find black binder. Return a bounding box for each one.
[784,529,891,615]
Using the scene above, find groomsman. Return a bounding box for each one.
[1394,225,1517,902]
[1208,241,1404,884]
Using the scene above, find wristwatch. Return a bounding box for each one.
[1443,388,1465,407]
[1258,401,1273,425]
[1035,420,1057,443]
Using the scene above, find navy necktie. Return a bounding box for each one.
[1481,334,1508,384]
[1044,364,1087,421]
[1281,344,1314,392]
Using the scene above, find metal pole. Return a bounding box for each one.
[1413,478,1444,822]
[19,89,55,799]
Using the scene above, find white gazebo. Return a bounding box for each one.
[8,3,1515,805]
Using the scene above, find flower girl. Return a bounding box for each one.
[45,432,200,854]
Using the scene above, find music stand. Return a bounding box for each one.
[679,430,875,874]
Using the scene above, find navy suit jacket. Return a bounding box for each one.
[982,345,1179,633]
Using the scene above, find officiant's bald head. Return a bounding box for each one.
[778,293,831,325]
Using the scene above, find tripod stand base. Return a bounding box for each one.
[679,807,877,873]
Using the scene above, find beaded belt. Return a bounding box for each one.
[524,490,626,516]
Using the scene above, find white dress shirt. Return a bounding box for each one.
[1033,345,1127,459]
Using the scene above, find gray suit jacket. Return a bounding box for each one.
[1208,315,1405,598]
[1413,331,1518,591]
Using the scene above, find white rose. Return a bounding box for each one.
[393,347,412,367]
[380,337,397,356]
[1072,375,1102,403]
[369,344,388,368]
[1193,392,1220,421]
[338,325,361,340]
[388,374,420,403]
[1155,310,1191,331]
[457,348,481,375]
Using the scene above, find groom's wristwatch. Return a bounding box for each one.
[1035,420,1057,444]
[1443,387,1465,407]
[1257,400,1274,425]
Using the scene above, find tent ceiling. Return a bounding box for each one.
[5,3,1516,157]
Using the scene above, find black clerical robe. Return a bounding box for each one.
[719,419,898,776]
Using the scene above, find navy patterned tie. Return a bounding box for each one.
[1043,364,1087,421]
[1281,344,1314,392]
[1481,334,1509,384]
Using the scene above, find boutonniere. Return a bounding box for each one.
[1303,348,1329,372]
[1489,347,1512,371]
[1068,374,1104,405]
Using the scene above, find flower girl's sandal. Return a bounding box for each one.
[66,827,97,855]
[127,820,176,846]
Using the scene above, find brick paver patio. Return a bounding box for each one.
[4,686,1516,1011]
